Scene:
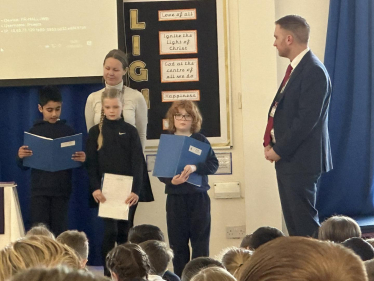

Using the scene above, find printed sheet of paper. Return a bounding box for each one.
[98,173,132,220]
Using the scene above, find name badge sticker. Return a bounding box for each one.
[189,145,202,156]
[61,141,76,148]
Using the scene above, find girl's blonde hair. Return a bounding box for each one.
[97,88,124,150]
[166,101,202,134]
[220,247,252,278]
[0,235,80,280]
[190,267,236,281]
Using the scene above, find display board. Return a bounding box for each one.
[123,0,231,148]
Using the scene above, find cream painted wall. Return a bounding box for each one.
[134,0,330,262]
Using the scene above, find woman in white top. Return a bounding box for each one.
[85,49,148,150]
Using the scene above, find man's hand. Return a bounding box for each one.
[18,146,32,159]
[265,148,281,162]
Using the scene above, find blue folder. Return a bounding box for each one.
[153,134,210,186]
[23,132,82,172]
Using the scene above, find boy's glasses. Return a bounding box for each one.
[174,113,193,121]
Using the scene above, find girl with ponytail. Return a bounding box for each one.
[86,88,153,276]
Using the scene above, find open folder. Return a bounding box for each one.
[98,173,132,220]
[153,134,210,186]
[23,132,82,172]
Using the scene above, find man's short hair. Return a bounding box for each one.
[275,15,310,44]
[139,240,173,276]
[240,234,252,249]
[247,226,284,250]
[181,257,224,281]
[341,237,374,261]
[240,237,368,281]
[128,224,165,244]
[56,230,89,260]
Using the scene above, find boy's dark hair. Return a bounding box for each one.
[106,243,150,281]
[139,240,173,276]
[240,234,253,248]
[275,15,310,44]
[56,230,89,260]
[248,227,285,250]
[39,86,62,107]
[26,223,55,239]
[128,224,165,244]
[341,237,374,261]
[181,257,224,281]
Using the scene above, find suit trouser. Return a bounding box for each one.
[276,172,321,237]
[102,203,137,276]
[166,192,211,277]
[30,195,69,236]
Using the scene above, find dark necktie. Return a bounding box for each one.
[263,64,293,147]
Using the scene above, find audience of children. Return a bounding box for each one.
[4,214,374,281]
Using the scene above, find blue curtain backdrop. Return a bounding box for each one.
[0,84,106,265]
[317,0,374,218]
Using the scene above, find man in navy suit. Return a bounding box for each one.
[264,15,333,237]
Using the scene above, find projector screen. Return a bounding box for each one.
[0,0,124,86]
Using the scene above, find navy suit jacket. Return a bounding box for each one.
[272,50,333,175]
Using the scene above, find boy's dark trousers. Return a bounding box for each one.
[102,203,137,276]
[166,192,211,277]
[30,195,69,236]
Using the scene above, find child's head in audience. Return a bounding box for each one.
[246,226,285,250]
[38,86,63,124]
[318,215,361,243]
[106,243,150,281]
[0,235,80,280]
[190,267,236,281]
[26,223,55,239]
[181,257,225,281]
[239,236,367,281]
[57,230,89,268]
[166,101,202,134]
[128,224,165,244]
[221,247,252,278]
[341,237,374,261]
[240,234,252,249]
[139,240,173,277]
[9,266,109,281]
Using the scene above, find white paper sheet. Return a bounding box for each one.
[98,173,133,220]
